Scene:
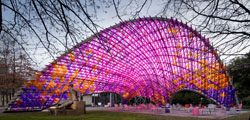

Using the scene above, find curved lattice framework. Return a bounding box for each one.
[6,17,236,111]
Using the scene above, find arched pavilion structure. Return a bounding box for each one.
[5,17,237,112]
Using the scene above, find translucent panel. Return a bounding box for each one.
[6,17,236,112]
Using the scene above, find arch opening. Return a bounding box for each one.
[170,89,218,106]
[91,92,122,107]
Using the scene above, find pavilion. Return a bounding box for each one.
[5,17,237,112]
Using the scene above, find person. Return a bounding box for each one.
[166,103,170,108]
[57,84,81,109]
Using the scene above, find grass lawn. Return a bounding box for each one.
[0,111,250,120]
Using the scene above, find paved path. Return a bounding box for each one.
[1,106,249,119]
[85,107,249,119]
[0,107,5,114]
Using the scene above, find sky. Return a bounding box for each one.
[1,0,248,70]
[29,0,172,70]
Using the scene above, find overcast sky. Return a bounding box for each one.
[1,0,248,70]
[28,0,176,70]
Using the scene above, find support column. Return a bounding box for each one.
[0,92,2,106]
[110,93,112,106]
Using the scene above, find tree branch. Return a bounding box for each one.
[134,0,148,18]
[0,0,2,33]
[2,2,55,60]
[182,0,250,22]
[31,0,51,49]
[112,0,123,21]
[230,0,250,14]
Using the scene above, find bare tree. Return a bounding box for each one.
[111,0,250,59]
[160,0,250,56]
[0,34,37,106]
[1,0,249,67]
[1,0,113,67]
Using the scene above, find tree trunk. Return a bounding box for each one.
[9,90,11,102]
[2,91,5,106]
[0,0,2,32]
[6,90,8,105]
[0,91,2,106]
[12,89,15,97]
